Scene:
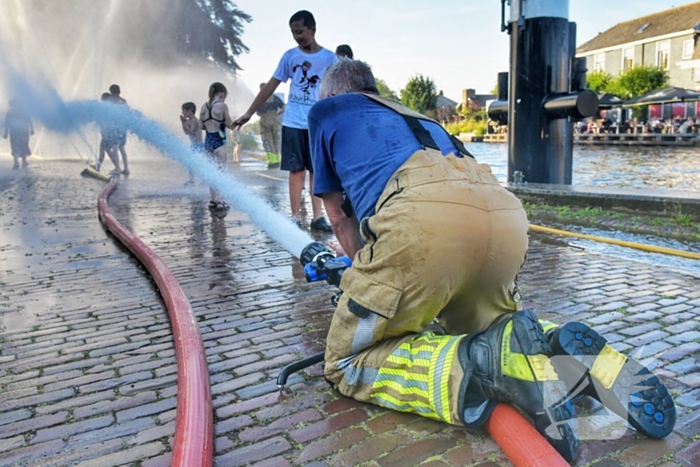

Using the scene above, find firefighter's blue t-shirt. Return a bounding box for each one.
[308,93,460,221]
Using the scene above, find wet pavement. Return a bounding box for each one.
[0,153,699,467]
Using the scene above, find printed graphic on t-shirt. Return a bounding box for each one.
[273,47,337,129]
[292,61,320,100]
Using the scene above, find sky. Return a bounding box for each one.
[234,0,695,106]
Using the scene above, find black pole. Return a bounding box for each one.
[507,0,574,184]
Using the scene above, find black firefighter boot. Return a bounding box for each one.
[458,310,580,462]
[544,320,676,439]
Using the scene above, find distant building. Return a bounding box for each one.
[456,88,496,113]
[576,3,700,89]
[435,90,458,123]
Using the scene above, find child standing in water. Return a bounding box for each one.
[96,93,121,175]
[200,82,234,212]
[109,84,130,175]
[180,102,203,185]
[3,98,34,169]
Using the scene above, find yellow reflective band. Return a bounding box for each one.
[385,354,430,368]
[539,320,558,333]
[372,383,430,398]
[501,321,558,381]
[373,334,460,424]
[373,393,439,419]
[434,337,459,422]
[590,345,627,389]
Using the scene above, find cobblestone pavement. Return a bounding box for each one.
[1,154,699,467]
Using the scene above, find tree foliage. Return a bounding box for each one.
[375,78,399,101]
[586,70,613,93]
[587,66,670,99]
[400,75,437,115]
[608,66,670,99]
[174,0,252,71]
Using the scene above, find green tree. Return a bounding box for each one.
[586,70,613,93]
[375,78,399,101]
[400,75,438,116]
[608,65,670,99]
[174,0,252,71]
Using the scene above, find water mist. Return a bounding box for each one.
[1,64,314,258]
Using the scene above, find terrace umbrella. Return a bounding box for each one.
[597,93,623,109]
[623,87,700,106]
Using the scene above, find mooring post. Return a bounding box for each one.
[491,0,598,185]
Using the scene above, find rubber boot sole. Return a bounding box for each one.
[550,321,675,438]
[511,311,580,462]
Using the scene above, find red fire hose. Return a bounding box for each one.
[98,179,213,467]
[485,403,570,467]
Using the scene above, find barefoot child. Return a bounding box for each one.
[180,102,203,185]
[3,98,34,169]
[200,82,234,212]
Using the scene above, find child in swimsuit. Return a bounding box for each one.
[200,82,235,212]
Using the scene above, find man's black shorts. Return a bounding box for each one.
[281,126,313,172]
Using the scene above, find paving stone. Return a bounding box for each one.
[215,392,280,419]
[293,427,368,465]
[677,372,700,388]
[239,408,323,443]
[0,436,25,454]
[0,409,32,427]
[0,411,68,439]
[71,441,166,467]
[73,391,158,419]
[676,387,700,409]
[666,331,700,345]
[675,440,700,467]
[0,439,64,467]
[617,433,684,467]
[666,358,699,376]
[69,417,158,448]
[618,322,662,337]
[215,437,292,467]
[31,415,114,444]
[28,439,124,467]
[675,410,700,438]
[626,330,669,347]
[290,407,370,444]
[660,342,700,362]
[377,436,458,467]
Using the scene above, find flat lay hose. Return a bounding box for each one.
[98,178,213,467]
[530,224,700,260]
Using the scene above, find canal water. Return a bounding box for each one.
[468,144,700,276]
[470,143,700,192]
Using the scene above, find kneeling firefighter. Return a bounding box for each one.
[305,59,675,462]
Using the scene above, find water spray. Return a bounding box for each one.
[0,63,313,257]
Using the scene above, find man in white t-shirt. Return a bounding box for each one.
[233,10,337,231]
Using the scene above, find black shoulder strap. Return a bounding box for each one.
[360,93,474,159]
